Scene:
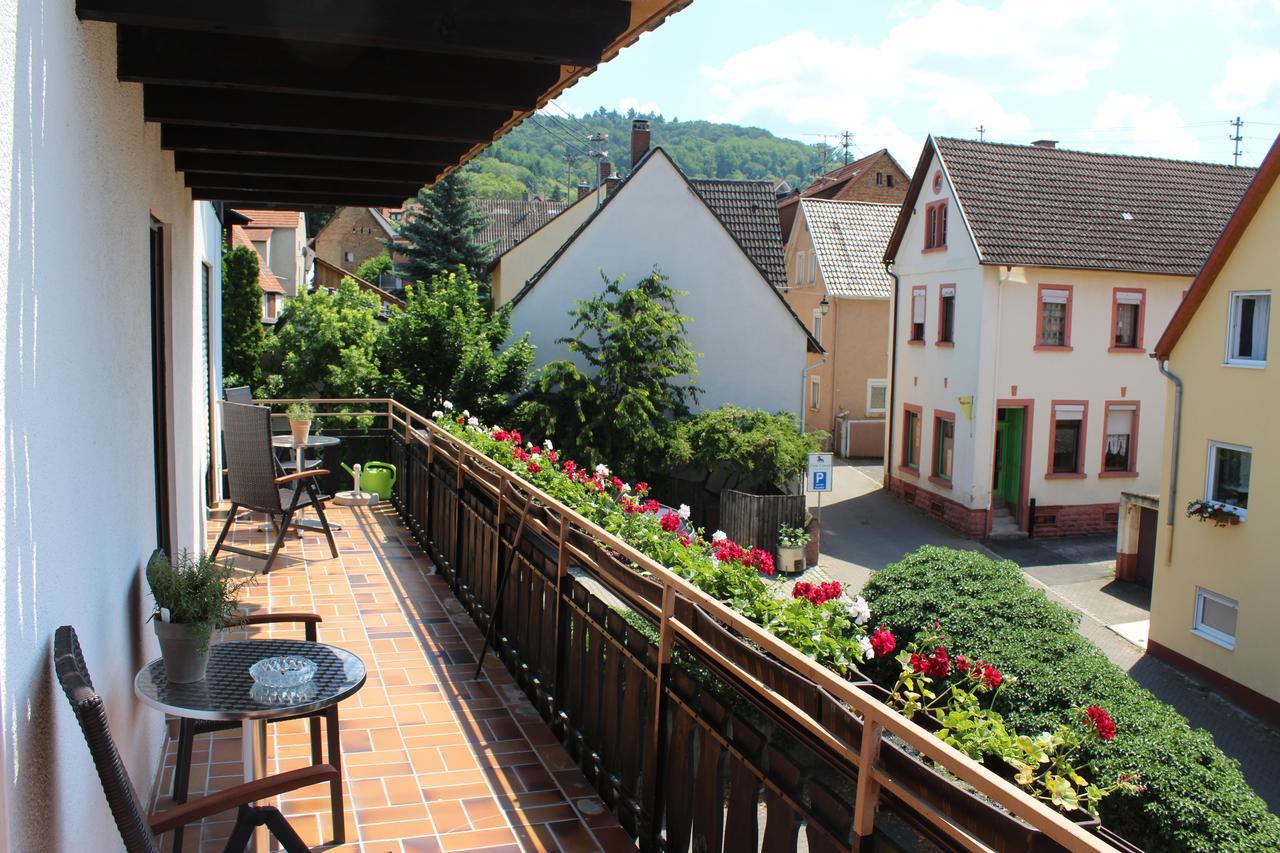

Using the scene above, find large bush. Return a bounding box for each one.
[669,405,825,494]
[862,547,1280,852]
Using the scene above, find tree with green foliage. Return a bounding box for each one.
[258,278,385,400]
[516,268,700,480]
[222,245,264,386]
[355,252,393,286]
[669,406,825,495]
[381,268,533,421]
[392,174,492,284]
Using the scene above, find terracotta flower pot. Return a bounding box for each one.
[154,619,211,683]
[289,418,311,445]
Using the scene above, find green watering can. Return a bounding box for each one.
[341,461,397,500]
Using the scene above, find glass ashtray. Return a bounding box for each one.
[249,656,316,689]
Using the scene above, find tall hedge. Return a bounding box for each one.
[862,546,1280,853]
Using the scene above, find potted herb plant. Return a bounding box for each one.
[286,401,315,445]
[146,550,254,683]
[777,522,810,575]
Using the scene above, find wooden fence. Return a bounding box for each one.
[720,489,807,555]
[265,399,1128,853]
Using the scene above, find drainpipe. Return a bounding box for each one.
[884,262,901,487]
[1156,357,1183,562]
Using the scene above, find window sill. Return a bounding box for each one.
[1191,627,1236,651]
[1222,359,1267,369]
[907,339,926,347]
[935,340,955,348]
[1108,346,1145,354]
[1034,345,1073,352]
[1203,498,1247,522]
[922,246,948,254]
[928,475,954,489]
[1045,472,1087,480]
[1099,470,1139,479]
[898,464,920,478]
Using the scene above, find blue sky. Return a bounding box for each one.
[553,0,1280,168]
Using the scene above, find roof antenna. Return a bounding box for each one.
[975,124,986,142]
[1229,116,1244,166]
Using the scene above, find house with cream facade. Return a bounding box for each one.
[883,137,1255,537]
[1147,135,1280,724]
[492,187,599,305]
[783,199,897,456]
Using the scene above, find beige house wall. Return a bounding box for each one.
[314,206,390,274]
[493,189,601,306]
[1149,179,1280,706]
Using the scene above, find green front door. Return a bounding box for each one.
[994,407,1025,510]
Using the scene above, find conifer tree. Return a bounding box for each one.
[222,245,264,385]
[390,173,492,284]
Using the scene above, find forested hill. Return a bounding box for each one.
[466,108,827,201]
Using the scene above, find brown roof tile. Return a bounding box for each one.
[230,225,285,294]
[689,179,787,290]
[475,197,571,258]
[233,209,301,229]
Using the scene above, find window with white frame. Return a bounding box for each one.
[1207,441,1251,511]
[809,375,821,411]
[812,310,823,345]
[1104,404,1137,473]
[939,285,956,343]
[866,380,888,417]
[793,250,806,285]
[1193,587,1238,649]
[1227,291,1270,364]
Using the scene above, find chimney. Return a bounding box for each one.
[630,119,651,170]
[1031,139,1058,149]
[598,158,612,188]
[576,181,591,200]
[605,173,622,197]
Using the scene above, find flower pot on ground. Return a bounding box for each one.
[286,401,314,444]
[776,522,809,574]
[146,550,254,683]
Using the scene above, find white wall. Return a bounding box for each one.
[0,6,217,848]
[511,152,808,415]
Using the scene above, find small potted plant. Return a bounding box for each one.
[286,401,314,444]
[146,550,254,683]
[777,522,810,575]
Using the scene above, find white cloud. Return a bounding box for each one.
[1087,91,1202,160]
[1211,48,1280,111]
[618,97,663,116]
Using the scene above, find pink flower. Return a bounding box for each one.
[659,511,681,532]
[563,460,577,477]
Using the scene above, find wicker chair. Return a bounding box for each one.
[53,625,336,853]
[223,385,254,405]
[211,401,337,574]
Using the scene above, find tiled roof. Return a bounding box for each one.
[800,200,898,299]
[475,198,571,258]
[240,228,273,242]
[230,225,285,294]
[233,209,301,229]
[802,150,888,199]
[933,137,1257,276]
[689,179,787,289]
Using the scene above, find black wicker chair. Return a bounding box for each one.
[211,401,338,574]
[223,385,253,405]
[53,625,336,853]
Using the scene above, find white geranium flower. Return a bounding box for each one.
[595,463,610,476]
[467,416,479,426]
[620,482,631,492]
[442,400,454,410]
[543,439,554,450]
[858,635,874,661]
[431,410,444,419]
[678,504,691,520]
[712,530,727,542]
[847,595,871,626]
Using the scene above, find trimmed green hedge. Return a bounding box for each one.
[862,546,1280,853]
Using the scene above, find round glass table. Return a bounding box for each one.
[272,433,343,532]
[135,638,366,850]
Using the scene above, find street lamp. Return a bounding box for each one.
[819,295,831,316]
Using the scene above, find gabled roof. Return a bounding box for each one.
[241,228,273,243]
[511,147,822,353]
[886,136,1257,276]
[475,197,572,258]
[803,149,897,199]
[1155,134,1280,359]
[230,225,284,294]
[234,209,301,229]
[688,179,787,290]
[799,199,898,299]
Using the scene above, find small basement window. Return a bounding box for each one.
[1193,587,1238,649]
[866,379,888,417]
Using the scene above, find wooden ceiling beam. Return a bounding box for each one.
[185,172,421,197]
[174,152,432,183]
[194,188,411,207]
[78,0,631,66]
[144,87,512,142]
[117,27,562,111]
[160,126,465,165]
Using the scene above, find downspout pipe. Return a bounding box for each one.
[884,262,901,487]
[1156,357,1183,561]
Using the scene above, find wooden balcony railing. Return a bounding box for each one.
[253,398,1128,853]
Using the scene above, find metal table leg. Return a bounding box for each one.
[242,718,269,852]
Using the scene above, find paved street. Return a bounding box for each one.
[806,458,1280,813]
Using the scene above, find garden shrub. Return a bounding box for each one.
[862,546,1280,852]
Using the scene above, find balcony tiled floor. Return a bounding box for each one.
[151,502,632,852]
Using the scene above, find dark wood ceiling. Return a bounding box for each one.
[76,1,654,208]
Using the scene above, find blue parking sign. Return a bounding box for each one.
[807,453,833,492]
[811,470,829,491]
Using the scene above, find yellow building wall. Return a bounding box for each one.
[1150,179,1280,705]
[492,190,601,306]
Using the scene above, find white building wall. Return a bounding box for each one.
[0,7,218,848]
[511,153,808,415]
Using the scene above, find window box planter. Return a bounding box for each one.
[1186,500,1244,526]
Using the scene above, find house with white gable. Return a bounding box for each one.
[509,145,822,415]
[883,136,1254,538]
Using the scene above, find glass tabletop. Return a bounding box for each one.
[272,434,342,450]
[134,638,366,721]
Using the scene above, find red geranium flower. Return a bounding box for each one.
[911,647,951,678]
[634,482,649,495]
[526,460,541,474]
[980,664,1003,688]
[1084,706,1116,740]
[642,499,661,513]
[748,548,775,576]
[659,511,681,531]
[869,626,895,657]
[511,447,529,462]
[954,654,970,673]
[562,460,577,477]
[677,532,691,547]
